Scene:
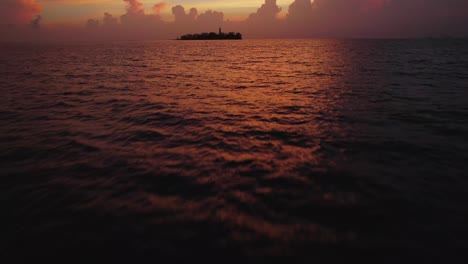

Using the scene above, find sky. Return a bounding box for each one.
[1,0,468,41]
[35,0,293,22]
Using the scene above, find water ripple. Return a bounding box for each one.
[1,39,468,260]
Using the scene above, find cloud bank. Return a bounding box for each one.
[0,0,41,24]
[1,0,468,42]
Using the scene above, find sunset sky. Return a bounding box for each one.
[1,0,468,41]
[36,0,293,22]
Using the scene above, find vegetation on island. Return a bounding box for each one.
[178,29,242,40]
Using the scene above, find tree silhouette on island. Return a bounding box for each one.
[177,28,242,40]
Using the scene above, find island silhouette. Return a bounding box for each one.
[177,28,242,40]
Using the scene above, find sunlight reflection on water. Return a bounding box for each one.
[1,39,468,260]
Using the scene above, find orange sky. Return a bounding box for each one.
[34,0,296,23]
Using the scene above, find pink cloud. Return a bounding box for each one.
[124,0,144,15]
[153,2,169,15]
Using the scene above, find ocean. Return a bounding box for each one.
[1,39,468,262]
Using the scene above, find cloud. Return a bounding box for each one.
[86,19,100,29]
[2,0,468,42]
[364,0,390,11]
[270,0,468,37]
[249,0,282,22]
[153,2,169,15]
[197,10,224,28]
[288,0,314,23]
[242,0,283,38]
[0,0,42,24]
[121,0,146,25]
[124,0,144,15]
[30,14,42,29]
[103,12,118,27]
[172,5,198,24]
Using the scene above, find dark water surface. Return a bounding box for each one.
[1,39,468,262]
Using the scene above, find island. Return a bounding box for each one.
[177,28,242,40]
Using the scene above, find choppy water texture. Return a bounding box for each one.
[1,39,468,262]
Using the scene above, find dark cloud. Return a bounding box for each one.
[170,6,225,34]
[30,15,42,29]
[86,19,100,30]
[197,10,224,28]
[103,12,118,27]
[0,0,41,24]
[287,0,314,23]
[309,0,468,37]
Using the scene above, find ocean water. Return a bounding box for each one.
[1,39,468,262]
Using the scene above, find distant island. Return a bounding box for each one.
[177,28,242,40]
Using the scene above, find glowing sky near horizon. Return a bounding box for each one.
[36,0,297,23]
